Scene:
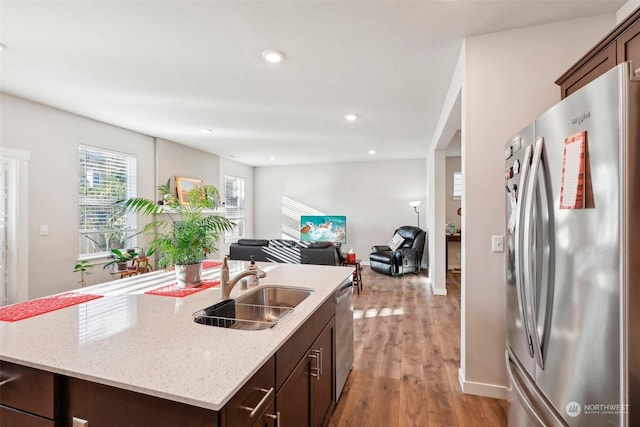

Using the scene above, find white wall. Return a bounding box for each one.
[459,13,615,398]
[0,93,156,297]
[254,159,426,265]
[0,94,236,298]
[155,138,220,191]
[617,1,640,22]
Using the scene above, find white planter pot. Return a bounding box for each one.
[174,262,202,288]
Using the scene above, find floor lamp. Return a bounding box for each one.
[408,201,421,228]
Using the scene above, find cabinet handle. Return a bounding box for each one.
[309,350,320,381]
[319,347,323,376]
[240,387,274,418]
[266,411,281,427]
[0,377,15,386]
[309,350,321,380]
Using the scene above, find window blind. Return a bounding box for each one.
[224,175,245,240]
[78,145,137,256]
[453,171,462,198]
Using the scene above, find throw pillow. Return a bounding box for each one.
[388,233,404,251]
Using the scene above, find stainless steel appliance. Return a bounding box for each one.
[335,278,354,401]
[504,62,639,427]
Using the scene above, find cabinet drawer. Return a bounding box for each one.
[225,355,275,427]
[0,405,58,427]
[0,361,60,419]
[65,377,218,427]
[276,297,334,390]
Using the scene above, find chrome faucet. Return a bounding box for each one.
[220,256,267,299]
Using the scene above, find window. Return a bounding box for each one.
[78,145,137,257]
[224,175,245,241]
[0,148,30,306]
[453,171,462,200]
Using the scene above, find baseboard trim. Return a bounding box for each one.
[429,279,448,296]
[458,368,507,400]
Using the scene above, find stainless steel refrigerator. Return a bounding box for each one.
[504,62,639,427]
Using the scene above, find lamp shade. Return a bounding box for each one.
[408,200,421,208]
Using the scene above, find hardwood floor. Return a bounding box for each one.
[328,268,507,427]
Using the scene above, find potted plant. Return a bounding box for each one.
[73,260,94,287]
[122,183,234,287]
[103,248,138,272]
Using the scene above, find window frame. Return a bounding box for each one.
[453,171,462,200]
[224,175,245,242]
[78,145,137,259]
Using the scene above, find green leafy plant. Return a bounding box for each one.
[122,183,234,269]
[73,259,94,287]
[103,248,137,270]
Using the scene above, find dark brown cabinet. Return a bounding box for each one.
[0,298,338,427]
[225,356,276,427]
[310,320,334,427]
[556,7,640,98]
[277,319,335,427]
[0,361,61,427]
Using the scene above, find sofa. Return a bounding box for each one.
[229,239,343,266]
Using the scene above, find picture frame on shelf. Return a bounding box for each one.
[175,176,204,204]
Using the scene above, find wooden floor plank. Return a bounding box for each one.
[329,268,507,427]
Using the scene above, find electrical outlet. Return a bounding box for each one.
[72,417,89,427]
[492,235,504,252]
[39,225,49,236]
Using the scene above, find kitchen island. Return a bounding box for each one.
[0,260,354,426]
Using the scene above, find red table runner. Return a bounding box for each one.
[202,260,222,269]
[0,292,103,322]
[144,280,220,298]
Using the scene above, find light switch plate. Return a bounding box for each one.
[39,225,49,236]
[492,235,504,252]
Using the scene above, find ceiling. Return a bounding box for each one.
[0,1,624,166]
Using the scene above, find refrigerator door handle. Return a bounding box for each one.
[505,350,546,427]
[506,349,566,427]
[523,137,554,370]
[515,144,535,357]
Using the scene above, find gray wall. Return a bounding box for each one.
[253,159,427,265]
[0,93,245,298]
[1,93,156,297]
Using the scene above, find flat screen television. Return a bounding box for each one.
[299,215,346,244]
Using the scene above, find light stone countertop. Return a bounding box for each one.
[0,260,354,411]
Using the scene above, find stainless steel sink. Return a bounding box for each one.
[235,285,313,308]
[193,286,313,330]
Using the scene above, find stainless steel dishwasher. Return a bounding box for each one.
[335,277,354,401]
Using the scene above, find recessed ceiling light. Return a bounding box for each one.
[262,50,285,63]
[368,149,376,155]
[344,114,358,121]
[201,129,214,134]
[0,43,7,51]
[269,156,276,161]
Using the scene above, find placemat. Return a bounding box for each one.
[202,260,223,269]
[0,292,103,322]
[144,280,220,298]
